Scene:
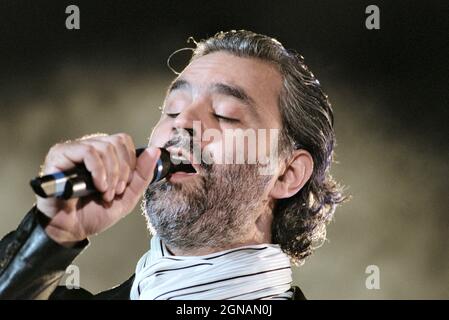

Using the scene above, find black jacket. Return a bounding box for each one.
[0,206,306,300]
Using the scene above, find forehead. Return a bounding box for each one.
[177,51,283,125]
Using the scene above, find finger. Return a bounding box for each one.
[121,147,160,209]
[44,143,108,193]
[80,139,120,202]
[96,133,135,194]
[113,133,136,172]
[110,134,134,191]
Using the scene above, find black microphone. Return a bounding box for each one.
[30,148,194,199]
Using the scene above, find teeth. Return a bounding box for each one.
[171,154,190,162]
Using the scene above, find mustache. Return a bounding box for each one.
[163,134,189,150]
[162,134,212,172]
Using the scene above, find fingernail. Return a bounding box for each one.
[108,189,115,202]
[103,189,112,201]
[116,181,126,194]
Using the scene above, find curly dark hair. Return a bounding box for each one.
[189,30,346,265]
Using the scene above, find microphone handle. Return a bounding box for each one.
[30,148,171,199]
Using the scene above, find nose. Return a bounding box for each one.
[172,102,204,143]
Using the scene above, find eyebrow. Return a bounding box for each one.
[167,79,190,93]
[210,83,256,109]
[167,79,257,110]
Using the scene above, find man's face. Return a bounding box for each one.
[144,51,284,250]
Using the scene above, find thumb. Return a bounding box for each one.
[122,147,160,207]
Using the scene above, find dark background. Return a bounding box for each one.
[0,1,448,298]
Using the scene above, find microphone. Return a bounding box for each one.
[30,148,194,199]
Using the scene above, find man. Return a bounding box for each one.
[0,30,344,300]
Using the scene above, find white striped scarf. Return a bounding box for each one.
[130,236,293,300]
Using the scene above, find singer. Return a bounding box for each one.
[0,30,345,300]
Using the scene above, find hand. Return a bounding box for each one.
[36,133,160,247]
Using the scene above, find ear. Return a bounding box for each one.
[269,150,314,199]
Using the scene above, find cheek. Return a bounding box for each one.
[219,129,280,165]
[201,131,260,165]
[257,128,281,162]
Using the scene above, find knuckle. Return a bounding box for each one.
[45,142,68,164]
[84,144,97,156]
[91,160,104,172]
[49,143,62,154]
[115,133,128,144]
[105,142,115,153]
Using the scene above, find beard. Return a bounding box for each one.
[142,161,272,250]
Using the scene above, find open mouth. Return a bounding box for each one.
[167,152,199,180]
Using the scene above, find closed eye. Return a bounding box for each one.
[165,113,179,118]
[165,112,239,123]
[214,114,239,123]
